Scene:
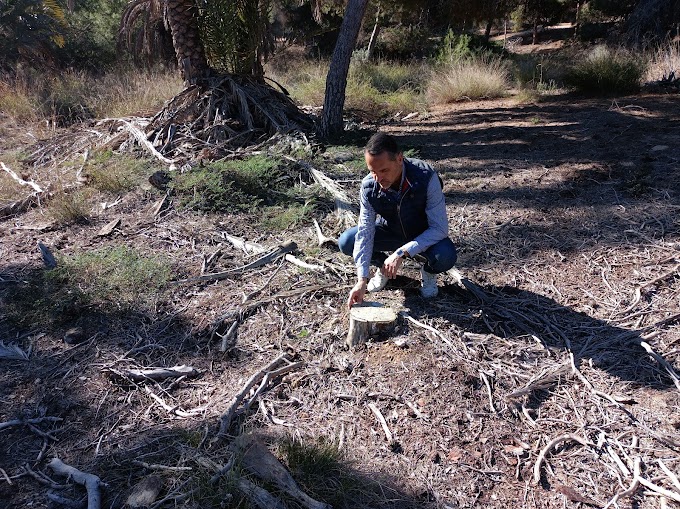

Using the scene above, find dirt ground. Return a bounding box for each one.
[1,91,679,509]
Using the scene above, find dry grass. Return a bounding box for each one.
[0,67,182,126]
[646,39,680,82]
[91,67,183,118]
[268,57,425,116]
[426,56,510,104]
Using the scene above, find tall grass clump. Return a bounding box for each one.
[89,67,183,118]
[427,56,510,104]
[566,46,646,95]
[645,39,680,83]
[268,54,425,116]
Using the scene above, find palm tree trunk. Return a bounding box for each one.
[165,0,209,84]
[319,0,370,139]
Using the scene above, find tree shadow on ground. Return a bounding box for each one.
[0,262,425,508]
[398,279,678,391]
[393,95,679,262]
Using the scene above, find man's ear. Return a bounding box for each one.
[396,152,404,164]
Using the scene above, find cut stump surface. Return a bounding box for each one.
[346,301,398,348]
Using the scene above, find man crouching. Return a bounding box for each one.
[340,132,457,308]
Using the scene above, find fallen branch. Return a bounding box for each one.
[236,477,286,509]
[217,354,303,437]
[286,157,357,226]
[48,458,103,509]
[143,386,205,418]
[180,241,297,283]
[132,460,192,472]
[533,434,592,484]
[118,120,175,167]
[0,341,30,361]
[0,416,62,431]
[116,365,199,383]
[1,161,46,218]
[223,233,325,272]
[1,161,44,193]
[313,219,337,247]
[234,435,331,509]
[368,403,393,443]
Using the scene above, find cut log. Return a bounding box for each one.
[346,302,398,348]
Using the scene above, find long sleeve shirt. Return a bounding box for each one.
[353,161,449,279]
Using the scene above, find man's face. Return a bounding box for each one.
[365,150,403,191]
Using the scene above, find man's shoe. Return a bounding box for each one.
[367,270,389,292]
[420,268,438,298]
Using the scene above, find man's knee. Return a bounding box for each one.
[425,238,457,273]
[338,227,357,256]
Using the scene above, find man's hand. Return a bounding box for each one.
[347,280,367,309]
[381,251,404,279]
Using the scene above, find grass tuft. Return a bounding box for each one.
[3,246,172,328]
[646,39,680,83]
[48,190,91,225]
[427,56,510,104]
[278,436,398,507]
[51,246,172,309]
[566,46,646,95]
[86,150,157,193]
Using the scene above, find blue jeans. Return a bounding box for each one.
[338,225,457,274]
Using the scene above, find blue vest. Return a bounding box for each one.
[361,158,437,241]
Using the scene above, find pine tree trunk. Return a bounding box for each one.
[319,0,370,139]
[165,0,209,84]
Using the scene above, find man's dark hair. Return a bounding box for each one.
[365,132,401,158]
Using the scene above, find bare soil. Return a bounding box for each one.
[1,91,679,509]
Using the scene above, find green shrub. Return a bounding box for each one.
[435,31,504,65]
[172,155,284,213]
[427,56,510,104]
[48,190,91,225]
[566,46,646,95]
[375,25,434,60]
[86,150,157,192]
[4,246,172,328]
[51,246,172,308]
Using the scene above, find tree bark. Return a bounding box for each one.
[318,0,370,139]
[165,0,209,84]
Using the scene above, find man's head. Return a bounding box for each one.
[364,132,404,191]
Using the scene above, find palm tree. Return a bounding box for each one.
[119,0,312,157]
[0,0,68,67]
[120,0,208,83]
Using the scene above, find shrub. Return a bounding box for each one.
[375,25,434,60]
[172,155,284,213]
[427,56,510,104]
[566,46,646,95]
[48,190,90,225]
[270,57,424,117]
[51,246,172,308]
[4,246,172,327]
[512,53,568,93]
[434,31,504,65]
[86,150,158,192]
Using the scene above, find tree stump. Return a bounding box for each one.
[346,302,398,348]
